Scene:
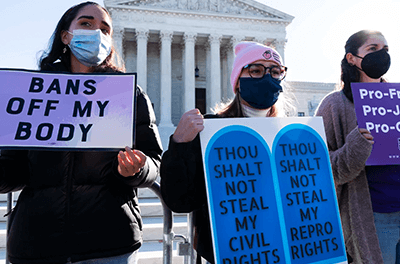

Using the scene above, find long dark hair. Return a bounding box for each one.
[39,1,124,73]
[341,30,384,102]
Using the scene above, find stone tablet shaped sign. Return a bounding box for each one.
[204,125,285,263]
[200,118,347,264]
[273,124,346,263]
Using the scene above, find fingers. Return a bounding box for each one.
[173,108,204,143]
[183,109,204,126]
[117,147,147,177]
[362,133,374,140]
[363,136,374,144]
[359,128,374,145]
[186,108,202,115]
[117,151,130,176]
[132,149,147,163]
[359,128,370,134]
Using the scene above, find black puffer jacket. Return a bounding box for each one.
[0,65,163,263]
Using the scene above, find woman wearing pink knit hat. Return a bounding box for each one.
[161,41,294,264]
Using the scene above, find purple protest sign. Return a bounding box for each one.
[0,69,136,150]
[352,83,400,165]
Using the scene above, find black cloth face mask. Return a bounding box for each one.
[239,74,283,109]
[354,49,391,79]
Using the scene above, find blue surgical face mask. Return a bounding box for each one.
[239,74,283,109]
[67,29,112,67]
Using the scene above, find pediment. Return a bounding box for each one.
[105,0,293,22]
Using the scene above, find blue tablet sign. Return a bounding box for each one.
[205,125,286,263]
[206,126,285,264]
[203,122,347,264]
[273,124,346,263]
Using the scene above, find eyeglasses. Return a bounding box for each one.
[243,64,287,81]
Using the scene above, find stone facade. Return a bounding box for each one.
[104,0,334,148]
[287,81,336,116]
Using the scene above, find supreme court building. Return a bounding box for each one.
[104,0,335,148]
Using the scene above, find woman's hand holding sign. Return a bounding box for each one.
[118,146,147,177]
[359,128,374,144]
[173,109,204,143]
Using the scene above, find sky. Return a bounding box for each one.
[1,0,400,84]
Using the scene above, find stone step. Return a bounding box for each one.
[0,205,9,223]
[139,187,159,199]
[142,215,188,241]
[139,198,164,217]
[0,248,5,264]
[139,198,187,218]
[0,223,7,248]
[0,192,19,203]
[138,240,189,264]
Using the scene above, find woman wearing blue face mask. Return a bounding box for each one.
[160,41,294,263]
[0,2,162,263]
[316,30,395,263]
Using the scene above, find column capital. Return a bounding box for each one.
[135,28,149,41]
[230,35,244,50]
[208,34,222,45]
[113,26,125,39]
[184,32,197,44]
[271,39,287,65]
[254,36,268,45]
[112,26,125,66]
[160,30,174,43]
[271,39,287,49]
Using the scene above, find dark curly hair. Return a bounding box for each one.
[341,30,384,102]
[39,1,124,73]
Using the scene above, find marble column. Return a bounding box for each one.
[159,30,174,128]
[221,48,228,100]
[227,36,243,97]
[205,44,211,112]
[273,39,287,65]
[209,34,222,110]
[112,26,125,67]
[183,32,197,112]
[135,28,149,92]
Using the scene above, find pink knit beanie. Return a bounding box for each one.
[230,41,284,92]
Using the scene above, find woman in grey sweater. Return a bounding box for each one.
[316,30,392,263]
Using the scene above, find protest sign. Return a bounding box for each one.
[0,69,136,150]
[200,117,347,264]
[352,82,400,165]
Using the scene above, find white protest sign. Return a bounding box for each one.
[0,69,136,150]
[200,117,347,264]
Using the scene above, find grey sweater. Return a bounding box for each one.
[315,90,383,263]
